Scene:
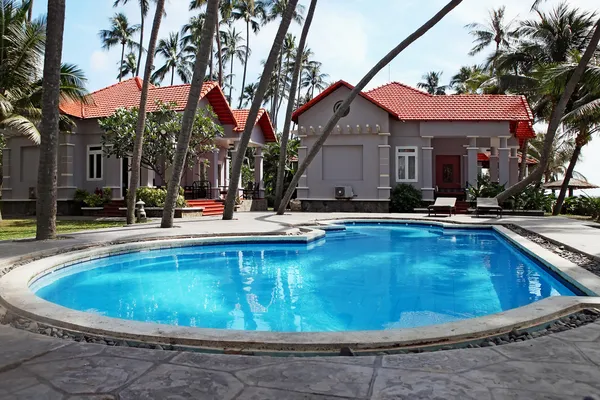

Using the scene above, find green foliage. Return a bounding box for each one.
[136,187,186,208]
[100,102,223,183]
[564,195,600,218]
[262,135,300,196]
[73,188,111,207]
[390,184,422,212]
[73,189,88,203]
[467,175,505,199]
[510,184,554,212]
[83,194,109,207]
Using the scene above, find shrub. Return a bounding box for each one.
[390,184,422,212]
[83,193,107,207]
[467,175,504,199]
[510,184,554,212]
[136,187,186,208]
[74,189,89,203]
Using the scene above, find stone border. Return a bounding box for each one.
[1,219,600,353]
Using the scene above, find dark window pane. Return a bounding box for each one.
[96,154,102,178]
[88,154,94,179]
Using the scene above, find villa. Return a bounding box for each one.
[1,78,276,216]
[292,80,537,212]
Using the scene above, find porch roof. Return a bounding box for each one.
[231,109,276,142]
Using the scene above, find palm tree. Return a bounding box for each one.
[26,0,32,21]
[296,47,315,106]
[417,71,447,95]
[274,0,318,210]
[223,0,301,220]
[301,62,328,99]
[113,0,156,76]
[161,0,219,228]
[152,32,194,85]
[220,27,248,103]
[465,6,514,57]
[233,0,267,109]
[36,0,66,240]
[277,0,464,214]
[126,0,166,224]
[450,65,486,94]
[98,13,140,82]
[528,131,577,183]
[241,82,258,107]
[117,52,137,79]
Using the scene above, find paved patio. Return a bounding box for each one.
[1,212,600,399]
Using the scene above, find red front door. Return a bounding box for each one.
[436,155,461,189]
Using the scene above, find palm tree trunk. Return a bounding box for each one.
[496,19,600,203]
[126,0,165,225]
[296,68,303,107]
[136,10,144,76]
[553,128,588,216]
[120,43,126,82]
[518,139,528,181]
[277,0,464,215]
[36,0,65,240]
[274,0,317,210]
[229,55,234,102]
[271,50,283,130]
[223,0,300,220]
[171,66,175,85]
[161,0,218,228]
[209,35,214,79]
[28,0,33,22]
[216,14,223,86]
[238,20,250,109]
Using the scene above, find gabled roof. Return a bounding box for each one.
[232,109,276,142]
[292,80,534,126]
[59,77,237,126]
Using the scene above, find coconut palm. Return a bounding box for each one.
[301,62,328,99]
[232,0,267,108]
[36,0,66,240]
[450,65,486,94]
[98,13,140,82]
[220,27,248,103]
[117,52,137,79]
[296,47,315,106]
[241,82,258,107]
[277,1,465,214]
[161,0,219,228]
[417,71,447,95]
[152,32,194,85]
[528,131,578,183]
[126,0,166,225]
[466,6,514,57]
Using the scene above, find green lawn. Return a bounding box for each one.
[0,219,125,241]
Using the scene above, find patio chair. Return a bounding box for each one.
[476,197,503,218]
[428,197,456,217]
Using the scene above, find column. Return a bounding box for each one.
[421,137,434,201]
[377,132,391,200]
[466,136,479,190]
[224,153,230,187]
[489,146,499,183]
[140,167,154,187]
[296,144,309,199]
[230,143,243,197]
[57,134,75,200]
[1,148,12,199]
[498,137,510,187]
[254,147,264,199]
[509,147,519,187]
[210,150,219,198]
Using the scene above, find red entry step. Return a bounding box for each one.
[187,199,225,217]
[102,200,126,217]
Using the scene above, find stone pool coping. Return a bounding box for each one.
[1,219,600,353]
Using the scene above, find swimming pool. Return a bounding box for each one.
[32,223,577,332]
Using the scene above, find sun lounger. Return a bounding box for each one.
[476,197,503,218]
[428,197,456,217]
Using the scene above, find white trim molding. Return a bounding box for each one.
[395,146,419,183]
[86,145,104,182]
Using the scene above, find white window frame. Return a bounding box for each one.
[395,146,418,183]
[86,145,103,181]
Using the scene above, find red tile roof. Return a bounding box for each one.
[292,80,534,128]
[478,151,538,165]
[231,109,276,142]
[60,77,237,127]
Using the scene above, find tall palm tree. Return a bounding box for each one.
[241,82,258,107]
[98,13,140,82]
[466,6,514,57]
[301,62,328,99]
[223,0,301,220]
[126,0,166,225]
[274,0,318,210]
[117,52,137,79]
[36,0,66,240]
[450,65,486,94]
[113,0,155,76]
[233,0,267,108]
[161,0,219,228]
[296,47,315,106]
[152,32,194,85]
[417,71,447,95]
[277,0,464,214]
[220,27,248,103]
[274,32,296,122]
[26,0,32,21]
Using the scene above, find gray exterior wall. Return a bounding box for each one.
[389,121,427,192]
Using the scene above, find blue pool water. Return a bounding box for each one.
[32,223,577,332]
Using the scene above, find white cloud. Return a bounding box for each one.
[89,50,110,73]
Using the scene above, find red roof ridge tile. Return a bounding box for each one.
[366,81,432,97]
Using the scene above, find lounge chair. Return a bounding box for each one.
[428,197,456,217]
[476,197,503,218]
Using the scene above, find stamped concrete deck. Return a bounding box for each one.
[1,212,600,399]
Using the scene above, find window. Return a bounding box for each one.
[396,146,418,182]
[87,145,103,181]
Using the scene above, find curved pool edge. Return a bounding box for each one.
[2,219,600,353]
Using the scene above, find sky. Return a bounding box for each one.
[32,0,600,195]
